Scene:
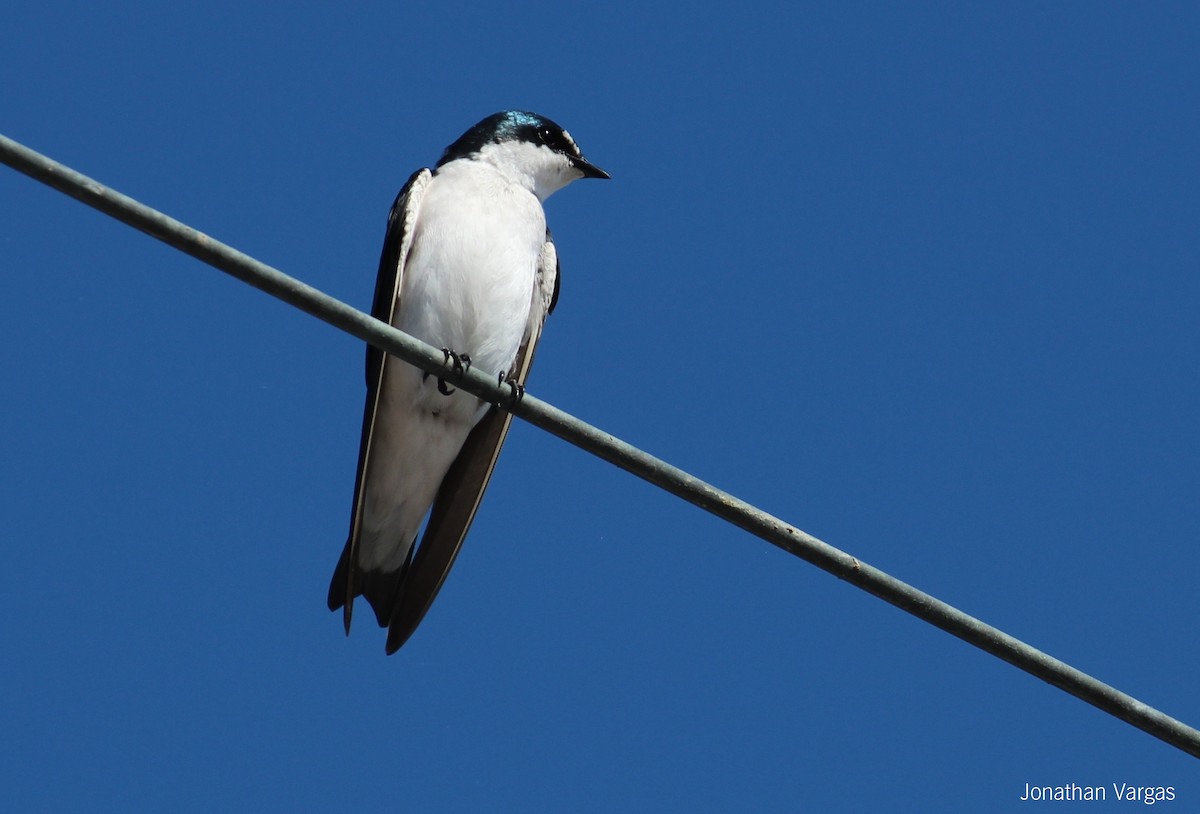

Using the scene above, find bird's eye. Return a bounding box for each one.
[538,126,553,143]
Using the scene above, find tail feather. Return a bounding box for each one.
[327,536,415,634]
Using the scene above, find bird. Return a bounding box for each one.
[327,111,609,654]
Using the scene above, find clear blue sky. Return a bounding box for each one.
[2,2,1197,810]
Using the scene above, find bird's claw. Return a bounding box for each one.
[497,371,525,408]
[437,348,471,396]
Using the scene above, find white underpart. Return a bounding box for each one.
[358,141,583,572]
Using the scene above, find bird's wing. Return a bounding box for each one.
[382,233,561,653]
[327,168,432,632]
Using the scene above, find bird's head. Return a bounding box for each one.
[437,110,610,200]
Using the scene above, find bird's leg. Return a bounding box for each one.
[497,370,525,409]
[436,348,472,396]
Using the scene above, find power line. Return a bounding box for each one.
[2,131,1197,759]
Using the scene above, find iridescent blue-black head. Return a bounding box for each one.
[437,111,609,181]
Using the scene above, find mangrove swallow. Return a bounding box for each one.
[327,111,609,653]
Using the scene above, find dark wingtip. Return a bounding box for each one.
[384,614,421,655]
[326,540,355,635]
[328,536,417,650]
[384,634,404,656]
[327,541,350,612]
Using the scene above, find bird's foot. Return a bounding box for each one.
[437,349,471,396]
[497,371,525,409]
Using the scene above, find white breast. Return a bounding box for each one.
[397,159,545,379]
[355,160,549,571]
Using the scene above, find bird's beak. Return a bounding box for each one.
[573,157,611,180]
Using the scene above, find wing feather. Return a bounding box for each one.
[327,168,433,632]
[382,235,560,653]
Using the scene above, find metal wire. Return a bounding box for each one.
[2,131,1197,759]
